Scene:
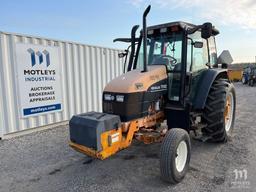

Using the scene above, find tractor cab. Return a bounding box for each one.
[134,22,219,106]
[116,20,220,108]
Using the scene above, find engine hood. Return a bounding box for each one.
[104,65,167,93]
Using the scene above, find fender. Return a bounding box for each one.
[193,68,229,109]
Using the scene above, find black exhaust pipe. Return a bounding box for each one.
[127,25,140,72]
[142,5,151,72]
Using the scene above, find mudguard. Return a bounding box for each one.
[193,68,229,110]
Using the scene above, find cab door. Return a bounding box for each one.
[187,31,209,102]
[145,33,185,107]
[164,36,185,106]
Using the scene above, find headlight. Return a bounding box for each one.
[104,94,114,101]
[116,95,124,102]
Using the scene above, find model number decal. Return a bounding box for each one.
[150,84,167,92]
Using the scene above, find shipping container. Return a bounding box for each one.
[0,31,124,138]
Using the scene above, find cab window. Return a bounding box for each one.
[188,31,208,72]
[208,36,217,66]
[136,33,183,72]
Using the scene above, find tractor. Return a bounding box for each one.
[242,65,256,86]
[248,68,256,86]
[242,66,250,84]
[69,5,236,184]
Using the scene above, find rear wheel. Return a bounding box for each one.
[160,128,191,184]
[202,79,236,142]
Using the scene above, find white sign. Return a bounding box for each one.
[15,43,63,117]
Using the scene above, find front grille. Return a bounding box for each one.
[103,102,113,113]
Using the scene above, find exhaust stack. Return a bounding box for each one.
[142,5,151,72]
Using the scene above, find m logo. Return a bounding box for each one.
[27,48,50,67]
[234,169,247,180]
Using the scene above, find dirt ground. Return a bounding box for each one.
[0,82,255,192]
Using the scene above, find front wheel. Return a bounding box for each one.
[160,128,191,184]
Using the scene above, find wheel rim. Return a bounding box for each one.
[224,92,234,132]
[175,141,188,172]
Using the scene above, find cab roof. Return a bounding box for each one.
[147,21,219,36]
[148,21,196,31]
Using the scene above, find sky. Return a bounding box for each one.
[0,0,256,63]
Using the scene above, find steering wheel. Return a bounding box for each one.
[161,55,177,66]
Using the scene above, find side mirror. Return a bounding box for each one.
[193,41,203,48]
[201,22,213,39]
[118,50,128,58]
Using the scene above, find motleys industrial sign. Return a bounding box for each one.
[15,43,62,117]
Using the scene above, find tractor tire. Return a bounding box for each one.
[242,76,247,84]
[202,79,236,142]
[160,128,191,184]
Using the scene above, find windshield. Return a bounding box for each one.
[136,32,183,71]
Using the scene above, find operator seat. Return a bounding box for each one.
[173,63,181,71]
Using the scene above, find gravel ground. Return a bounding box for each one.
[0,82,255,192]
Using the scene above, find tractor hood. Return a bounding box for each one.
[104,65,167,93]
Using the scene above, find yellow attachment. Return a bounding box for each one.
[69,111,164,160]
[228,69,243,81]
[69,128,122,160]
[69,119,139,160]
